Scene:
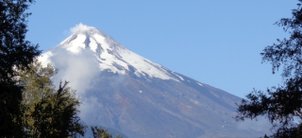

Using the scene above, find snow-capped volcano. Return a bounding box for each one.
[42,23,179,81]
[40,24,269,138]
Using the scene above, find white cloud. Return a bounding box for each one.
[50,48,99,96]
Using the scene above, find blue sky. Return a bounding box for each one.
[27,0,297,98]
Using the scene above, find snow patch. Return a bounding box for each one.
[118,49,175,80]
[197,82,204,87]
[174,73,184,81]
[190,99,200,105]
[62,34,86,54]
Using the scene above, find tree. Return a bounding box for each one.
[19,62,55,136]
[90,126,122,138]
[0,0,39,136]
[19,61,84,137]
[91,126,122,138]
[32,81,84,137]
[237,1,302,138]
[91,126,113,138]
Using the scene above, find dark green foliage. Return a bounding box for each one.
[19,62,55,136]
[91,126,122,138]
[92,126,112,138]
[237,1,302,138]
[19,62,84,137]
[262,1,302,78]
[0,0,39,136]
[32,81,84,137]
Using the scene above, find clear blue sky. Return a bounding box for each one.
[27,0,297,98]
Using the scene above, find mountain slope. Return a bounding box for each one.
[39,24,269,138]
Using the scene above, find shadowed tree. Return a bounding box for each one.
[0,0,39,136]
[91,126,113,138]
[19,61,54,136]
[32,81,84,137]
[19,61,84,137]
[237,1,302,137]
[91,126,122,138]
